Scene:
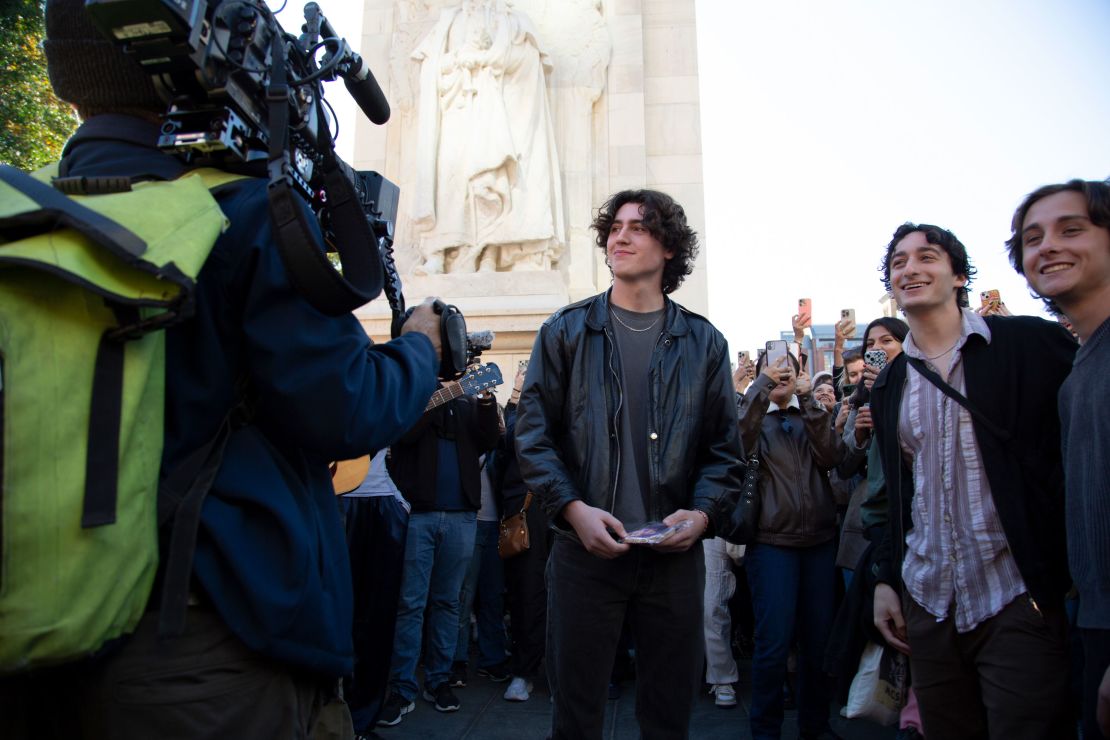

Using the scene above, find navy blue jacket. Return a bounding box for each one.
[61,116,439,677]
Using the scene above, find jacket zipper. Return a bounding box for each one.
[604,324,622,515]
[646,333,668,521]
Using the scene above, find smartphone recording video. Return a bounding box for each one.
[863,349,888,371]
[980,289,1001,309]
[797,298,812,328]
[765,339,789,369]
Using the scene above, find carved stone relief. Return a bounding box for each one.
[388,0,610,279]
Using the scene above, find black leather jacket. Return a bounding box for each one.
[514,291,744,538]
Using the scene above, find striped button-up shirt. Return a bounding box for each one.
[898,309,1026,633]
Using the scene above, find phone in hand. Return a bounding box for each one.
[765,339,789,369]
[864,348,888,371]
[737,350,750,366]
[518,359,529,372]
[797,298,812,328]
[980,289,1001,309]
[840,308,856,336]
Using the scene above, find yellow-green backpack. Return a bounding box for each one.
[0,164,240,673]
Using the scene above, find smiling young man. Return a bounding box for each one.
[868,223,1077,739]
[1008,180,1110,740]
[514,190,743,739]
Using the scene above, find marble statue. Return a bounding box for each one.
[409,0,566,274]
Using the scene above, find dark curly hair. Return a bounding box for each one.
[592,189,698,295]
[879,222,976,308]
[1005,179,1110,314]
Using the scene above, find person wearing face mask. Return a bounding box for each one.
[737,352,851,740]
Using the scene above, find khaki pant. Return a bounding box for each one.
[1,607,352,740]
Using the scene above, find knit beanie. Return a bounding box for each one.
[43,0,165,111]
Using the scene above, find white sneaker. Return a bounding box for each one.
[503,676,533,702]
[710,683,737,707]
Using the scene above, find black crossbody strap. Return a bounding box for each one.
[906,357,1010,443]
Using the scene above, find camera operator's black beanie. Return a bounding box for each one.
[43,0,164,111]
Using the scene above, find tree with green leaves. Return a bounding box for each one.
[0,0,78,170]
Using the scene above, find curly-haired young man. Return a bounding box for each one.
[870,222,1077,739]
[1008,179,1110,740]
[514,190,743,739]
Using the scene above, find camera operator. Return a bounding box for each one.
[3,4,445,738]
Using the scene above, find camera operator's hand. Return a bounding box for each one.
[401,297,443,358]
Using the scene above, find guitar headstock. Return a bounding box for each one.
[459,363,504,396]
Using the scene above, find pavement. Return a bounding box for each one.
[373,657,898,740]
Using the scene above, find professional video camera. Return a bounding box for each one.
[84,0,483,378]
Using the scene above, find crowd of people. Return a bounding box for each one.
[1,4,1108,740]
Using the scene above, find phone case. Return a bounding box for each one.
[621,520,692,545]
[864,349,888,369]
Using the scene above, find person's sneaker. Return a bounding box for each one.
[422,683,461,712]
[476,661,511,682]
[449,661,468,688]
[376,691,414,726]
[503,676,533,701]
[709,683,737,708]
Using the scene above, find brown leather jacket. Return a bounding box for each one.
[737,374,848,547]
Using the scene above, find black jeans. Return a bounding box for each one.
[341,494,408,731]
[546,536,704,740]
[1082,628,1110,740]
[504,496,551,678]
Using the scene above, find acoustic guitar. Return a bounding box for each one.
[330,362,505,494]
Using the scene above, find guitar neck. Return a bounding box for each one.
[425,381,464,412]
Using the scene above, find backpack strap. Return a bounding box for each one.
[81,306,138,527]
[155,414,235,637]
[905,357,1011,443]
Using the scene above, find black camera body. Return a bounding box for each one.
[85,0,479,379]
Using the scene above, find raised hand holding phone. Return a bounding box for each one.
[862,348,887,391]
[797,298,812,329]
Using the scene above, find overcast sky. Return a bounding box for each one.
[695,0,1110,355]
[274,0,1110,356]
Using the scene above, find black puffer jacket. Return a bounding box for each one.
[514,290,743,537]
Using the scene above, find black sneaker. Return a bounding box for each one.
[376,691,414,726]
[476,661,511,682]
[423,683,461,712]
[449,661,468,688]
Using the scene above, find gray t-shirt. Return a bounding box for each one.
[609,304,664,529]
